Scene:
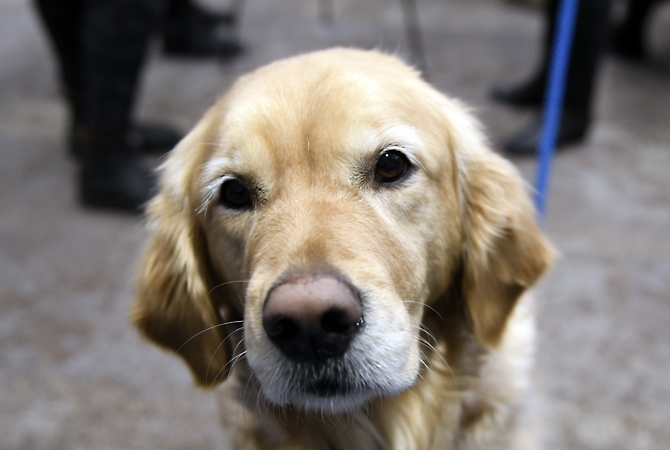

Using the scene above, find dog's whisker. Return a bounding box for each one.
[414,370,431,414]
[418,356,446,403]
[205,327,244,385]
[171,320,243,359]
[235,363,260,428]
[416,336,455,385]
[407,316,439,345]
[214,338,247,387]
[238,360,256,415]
[408,323,444,362]
[207,279,250,296]
[402,300,443,320]
[235,371,254,426]
[411,330,457,389]
[417,320,439,341]
[213,345,247,388]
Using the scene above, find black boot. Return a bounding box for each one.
[162,31,244,59]
[126,122,183,152]
[71,122,182,158]
[162,0,244,59]
[490,73,546,108]
[612,0,659,62]
[503,109,590,156]
[612,25,646,61]
[66,90,182,158]
[166,0,236,28]
[77,132,156,213]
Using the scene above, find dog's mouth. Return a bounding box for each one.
[249,351,382,413]
[305,375,354,397]
[292,358,357,398]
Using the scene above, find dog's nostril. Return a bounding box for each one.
[321,309,358,334]
[265,316,300,340]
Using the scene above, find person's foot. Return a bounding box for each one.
[75,131,156,212]
[79,153,156,213]
[503,110,590,156]
[162,4,244,60]
[162,27,244,59]
[612,25,646,61]
[166,0,237,28]
[167,3,236,28]
[126,123,183,152]
[490,75,545,108]
[70,122,182,158]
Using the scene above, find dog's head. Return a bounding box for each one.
[131,49,553,414]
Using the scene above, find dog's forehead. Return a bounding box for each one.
[209,51,446,180]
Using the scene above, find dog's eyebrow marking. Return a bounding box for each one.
[199,175,237,215]
[376,124,423,146]
[381,144,425,173]
[375,125,426,172]
[198,156,236,214]
[350,125,427,188]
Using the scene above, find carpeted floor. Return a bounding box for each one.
[1,0,669,448]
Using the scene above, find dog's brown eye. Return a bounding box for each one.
[219,179,253,210]
[374,150,410,184]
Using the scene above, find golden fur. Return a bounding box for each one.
[131,48,554,449]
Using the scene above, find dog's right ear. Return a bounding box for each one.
[441,98,555,348]
[130,122,232,388]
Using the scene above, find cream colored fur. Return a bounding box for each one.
[131,48,554,449]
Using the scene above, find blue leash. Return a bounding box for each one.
[535,0,580,222]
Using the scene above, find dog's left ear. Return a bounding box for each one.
[130,195,231,387]
[449,109,555,348]
[130,118,235,387]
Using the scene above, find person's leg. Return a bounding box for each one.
[501,0,612,155]
[614,0,662,60]
[490,0,558,108]
[76,0,166,211]
[33,0,84,118]
[563,0,612,115]
[77,0,164,135]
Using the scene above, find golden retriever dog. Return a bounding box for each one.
[131,48,554,449]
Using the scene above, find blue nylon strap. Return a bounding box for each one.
[535,0,580,222]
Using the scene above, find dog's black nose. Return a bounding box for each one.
[263,274,364,361]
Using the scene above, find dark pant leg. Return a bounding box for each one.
[78,0,165,134]
[544,0,612,114]
[619,0,662,43]
[623,0,661,33]
[564,0,612,112]
[33,0,83,99]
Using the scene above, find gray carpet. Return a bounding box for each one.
[2,0,669,448]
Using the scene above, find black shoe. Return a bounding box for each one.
[490,75,546,108]
[166,2,236,28]
[162,29,244,59]
[71,122,182,158]
[503,110,589,156]
[163,2,244,60]
[166,0,237,28]
[79,153,156,213]
[127,123,183,152]
[612,25,646,61]
[163,1,244,60]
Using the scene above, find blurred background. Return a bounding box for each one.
[1,0,669,448]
